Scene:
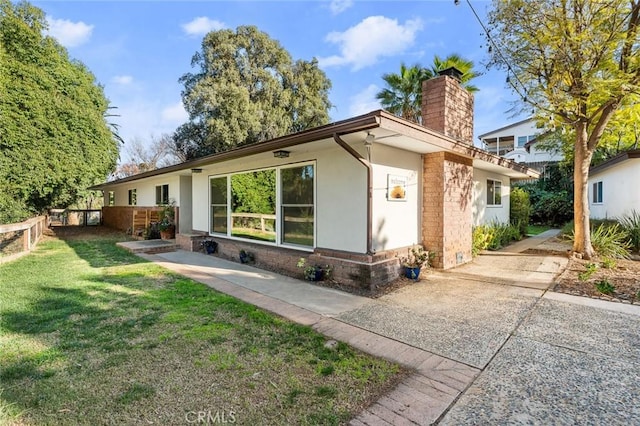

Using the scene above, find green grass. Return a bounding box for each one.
[526,225,551,236]
[0,229,403,425]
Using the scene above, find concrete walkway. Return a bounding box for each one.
[137,231,640,425]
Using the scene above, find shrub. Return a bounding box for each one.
[566,222,631,259]
[578,262,598,281]
[618,210,640,253]
[590,223,631,259]
[595,279,615,295]
[472,222,521,255]
[510,187,530,237]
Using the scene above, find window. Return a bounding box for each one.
[108,191,115,206]
[155,184,169,205]
[128,189,137,206]
[517,136,528,147]
[209,163,315,248]
[281,165,314,247]
[487,179,502,206]
[210,177,228,234]
[592,181,603,204]
[231,170,276,242]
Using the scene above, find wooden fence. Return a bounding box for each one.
[0,215,48,264]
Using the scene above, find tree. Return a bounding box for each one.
[113,134,180,179]
[175,25,332,159]
[487,0,640,259]
[376,63,427,123]
[376,54,479,123]
[428,54,480,93]
[0,0,119,221]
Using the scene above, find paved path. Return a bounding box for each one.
[137,232,640,425]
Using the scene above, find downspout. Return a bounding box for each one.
[332,133,373,254]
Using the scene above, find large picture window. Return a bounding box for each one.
[210,177,228,234]
[231,170,276,242]
[209,163,315,248]
[487,179,502,206]
[281,165,314,246]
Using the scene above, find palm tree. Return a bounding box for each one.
[376,55,480,123]
[429,54,480,93]
[376,63,430,123]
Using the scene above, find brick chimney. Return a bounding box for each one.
[421,67,474,145]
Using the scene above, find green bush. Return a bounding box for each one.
[595,279,615,295]
[618,210,640,253]
[472,222,521,256]
[510,187,530,237]
[516,163,574,226]
[566,222,631,259]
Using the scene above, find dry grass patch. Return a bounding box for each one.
[0,230,405,425]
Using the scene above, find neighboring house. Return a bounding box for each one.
[478,117,563,171]
[588,150,640,219]
[92,68,539,288]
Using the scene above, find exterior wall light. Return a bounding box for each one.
[273,150,290,158]
[191,168,203,173]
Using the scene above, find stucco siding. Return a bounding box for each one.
[370,144,422,252]
[104,175,183,208]
[589,159,640,219]
[190,142,367,253]
[472,169,510,225]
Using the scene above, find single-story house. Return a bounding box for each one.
[92,68,539,289]
[589,149,640,219]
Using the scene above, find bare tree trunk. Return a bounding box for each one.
[573,124,595,259]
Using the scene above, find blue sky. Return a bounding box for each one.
[33,0,525,156]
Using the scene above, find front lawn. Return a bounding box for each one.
[0,229,402,425]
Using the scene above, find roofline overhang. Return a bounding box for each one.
[91,110,539,190]
[478,117,534,140]
[589,149,640,176]
[90,111,383,190]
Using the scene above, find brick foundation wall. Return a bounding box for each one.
[176,234,421,291]
[422,152,473,269]
[422,75,474,145]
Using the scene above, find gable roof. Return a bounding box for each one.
[92,110,539,190]
[478,117,534,140]
[589,149,640,176]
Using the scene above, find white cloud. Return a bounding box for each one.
[319,16,423,71]
[112,75,133,85]
[349,84,381,116]
[329,0,353,15]
[46,17,93,48]
[182,17,226,36]
[161,101,188,123]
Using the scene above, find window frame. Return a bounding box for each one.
[128,189,137,206]
[592,181,603,204]
[108,191,115,206]
[155,184,169,205]
[486,179,503,206]
[208,161,316,250]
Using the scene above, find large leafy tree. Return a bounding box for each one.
[0,0,119,223]
[376,54,479,124]
[487,0,640,259]
[175,25,332,159]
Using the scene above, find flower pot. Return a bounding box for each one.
[404,266,421,281]
[205,244,216,254]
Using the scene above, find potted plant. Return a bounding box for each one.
[239,249,254,264]
[200,239,218,254]
[400,247,430,281]
[296,258,331,282]
[158,201,176,239]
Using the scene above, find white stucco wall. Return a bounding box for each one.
[370,144,422,252]
[589,159,640,219]
[105,174,183,208]
[472,169,510,225]
[190,142,368,253]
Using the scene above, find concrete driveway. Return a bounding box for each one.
[145,245,640,424]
